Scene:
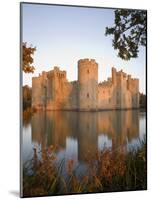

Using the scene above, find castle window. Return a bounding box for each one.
[87,93,89,98]
[87,69,89,74]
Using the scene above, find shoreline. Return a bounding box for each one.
[30,107,146,113]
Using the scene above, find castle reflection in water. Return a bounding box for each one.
[29,110,145,162]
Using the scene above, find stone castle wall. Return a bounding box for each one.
[78,59,98,110]
[32,58,139,111]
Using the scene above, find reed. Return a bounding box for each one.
[23,139,147,197]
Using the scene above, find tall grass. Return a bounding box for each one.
[23,139,147,197]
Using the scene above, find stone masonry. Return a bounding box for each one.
[32,58,139,111]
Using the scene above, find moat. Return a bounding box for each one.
[22,110,146,171]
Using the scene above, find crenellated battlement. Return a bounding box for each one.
[112,68,139,83]
[129,78,139,81]
[38,66,67,79]
[98,80,112,88]
[78,58,98,66]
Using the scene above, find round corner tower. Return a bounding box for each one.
[78,58,98,111]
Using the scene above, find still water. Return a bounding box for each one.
[22,110,146,171]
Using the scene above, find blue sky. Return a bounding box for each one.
[22,3,146,93]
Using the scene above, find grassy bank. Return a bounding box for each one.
[22,139,147,197]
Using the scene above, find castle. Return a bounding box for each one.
[32,58,139,111]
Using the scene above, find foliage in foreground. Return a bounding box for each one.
[23,140,147,197]
[105,9,146,60]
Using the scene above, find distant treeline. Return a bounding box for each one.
[139,93,146,109]
[23,85,32,110]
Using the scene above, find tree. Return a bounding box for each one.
[23,42,36,73]
[105,9,146,60]
[139,93,146,109]
[23,85,32,110]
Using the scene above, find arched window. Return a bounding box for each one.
[87,69,89,74]
[87,93,89,98]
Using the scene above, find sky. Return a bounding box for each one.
[22,3,146,94]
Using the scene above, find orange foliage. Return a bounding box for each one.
[22,42,36,73]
